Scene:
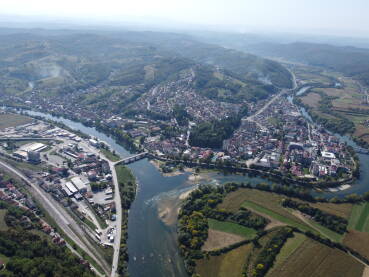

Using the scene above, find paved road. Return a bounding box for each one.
[79,141,124,276]
[109,160,122,277]
[0,159,111,276]
[245,70,297,129]
[246,89,286,124]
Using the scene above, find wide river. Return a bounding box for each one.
[17,90,369,276]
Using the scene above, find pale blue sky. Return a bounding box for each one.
[1,0,369,36]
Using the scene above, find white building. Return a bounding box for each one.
[65,181,78,195]
[71,176,88,193]
[321,151,336,159]
[21,142,47,152]
[89,139,99,147]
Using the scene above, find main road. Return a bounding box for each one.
[108,160,122,277]
[245,69,297,129]
[82,142,123,277]
[0,159,111,276]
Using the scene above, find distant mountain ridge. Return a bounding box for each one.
[243,41,369,86]
[0,28,293,120]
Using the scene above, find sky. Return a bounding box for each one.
[1,0,369,37]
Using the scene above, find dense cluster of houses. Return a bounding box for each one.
[135,70,241,122]
[224,96,353,179]
[0,73,354,182]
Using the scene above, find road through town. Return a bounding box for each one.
[245,70,297,128]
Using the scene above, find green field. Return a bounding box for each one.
[208,218,257,239]
[219,189,303,222]
[242,201,342,242]
[115,165,135,184]
[348,202,369,232]
[101,148,121,162]
[0,113,33,129]
[0,209,8,231]
[304,216,343,242]
[241,201,312,232]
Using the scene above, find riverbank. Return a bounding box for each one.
[7,106,369,277]
[6,105,357,190]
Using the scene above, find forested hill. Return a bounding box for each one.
[0,28,293,98]
[243,42,369,86]
[115,31,293,88]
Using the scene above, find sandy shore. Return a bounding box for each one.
[157,187,198,226]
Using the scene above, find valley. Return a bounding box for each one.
[1,26,369,277]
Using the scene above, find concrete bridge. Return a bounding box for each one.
[114,152,148,165]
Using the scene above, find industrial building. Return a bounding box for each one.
[21,142,48,152]
[71,176,89,193]
[13,142,47,160]
[65,181,78,195]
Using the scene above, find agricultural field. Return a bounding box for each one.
[0,113,33,130]
[185,186,363,277]
[308,202,353,219]
[202,229,245,251]
[301,92,322,108]
[219,189,297,218]
[348,202,369,232]
[207,218,257,239]
[344,230,369,260]
[296,71,369,144]
[270,238,364,277]
[267,232,306,276]
[196,243,252,277]
[293,65,334,86]
[219,189,309,225]
[217,188,344,242]
[241,201,308,231]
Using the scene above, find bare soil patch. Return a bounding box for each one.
[301,92,322,108]
[202,229,245,251]
[344,230,369,260]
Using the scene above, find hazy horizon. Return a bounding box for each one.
[0,0,369,38]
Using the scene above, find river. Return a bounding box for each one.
[288,88,369,198]
[15,98,369,276]
[19,109,272,276]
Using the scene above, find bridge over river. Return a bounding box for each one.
[114,152,148,165]
[353,147,369,155]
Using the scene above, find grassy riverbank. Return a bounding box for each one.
[115,164,136,275]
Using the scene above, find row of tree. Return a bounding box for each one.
[250,227,294,277]
[281,198,347,234]
[116,166,136,276]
